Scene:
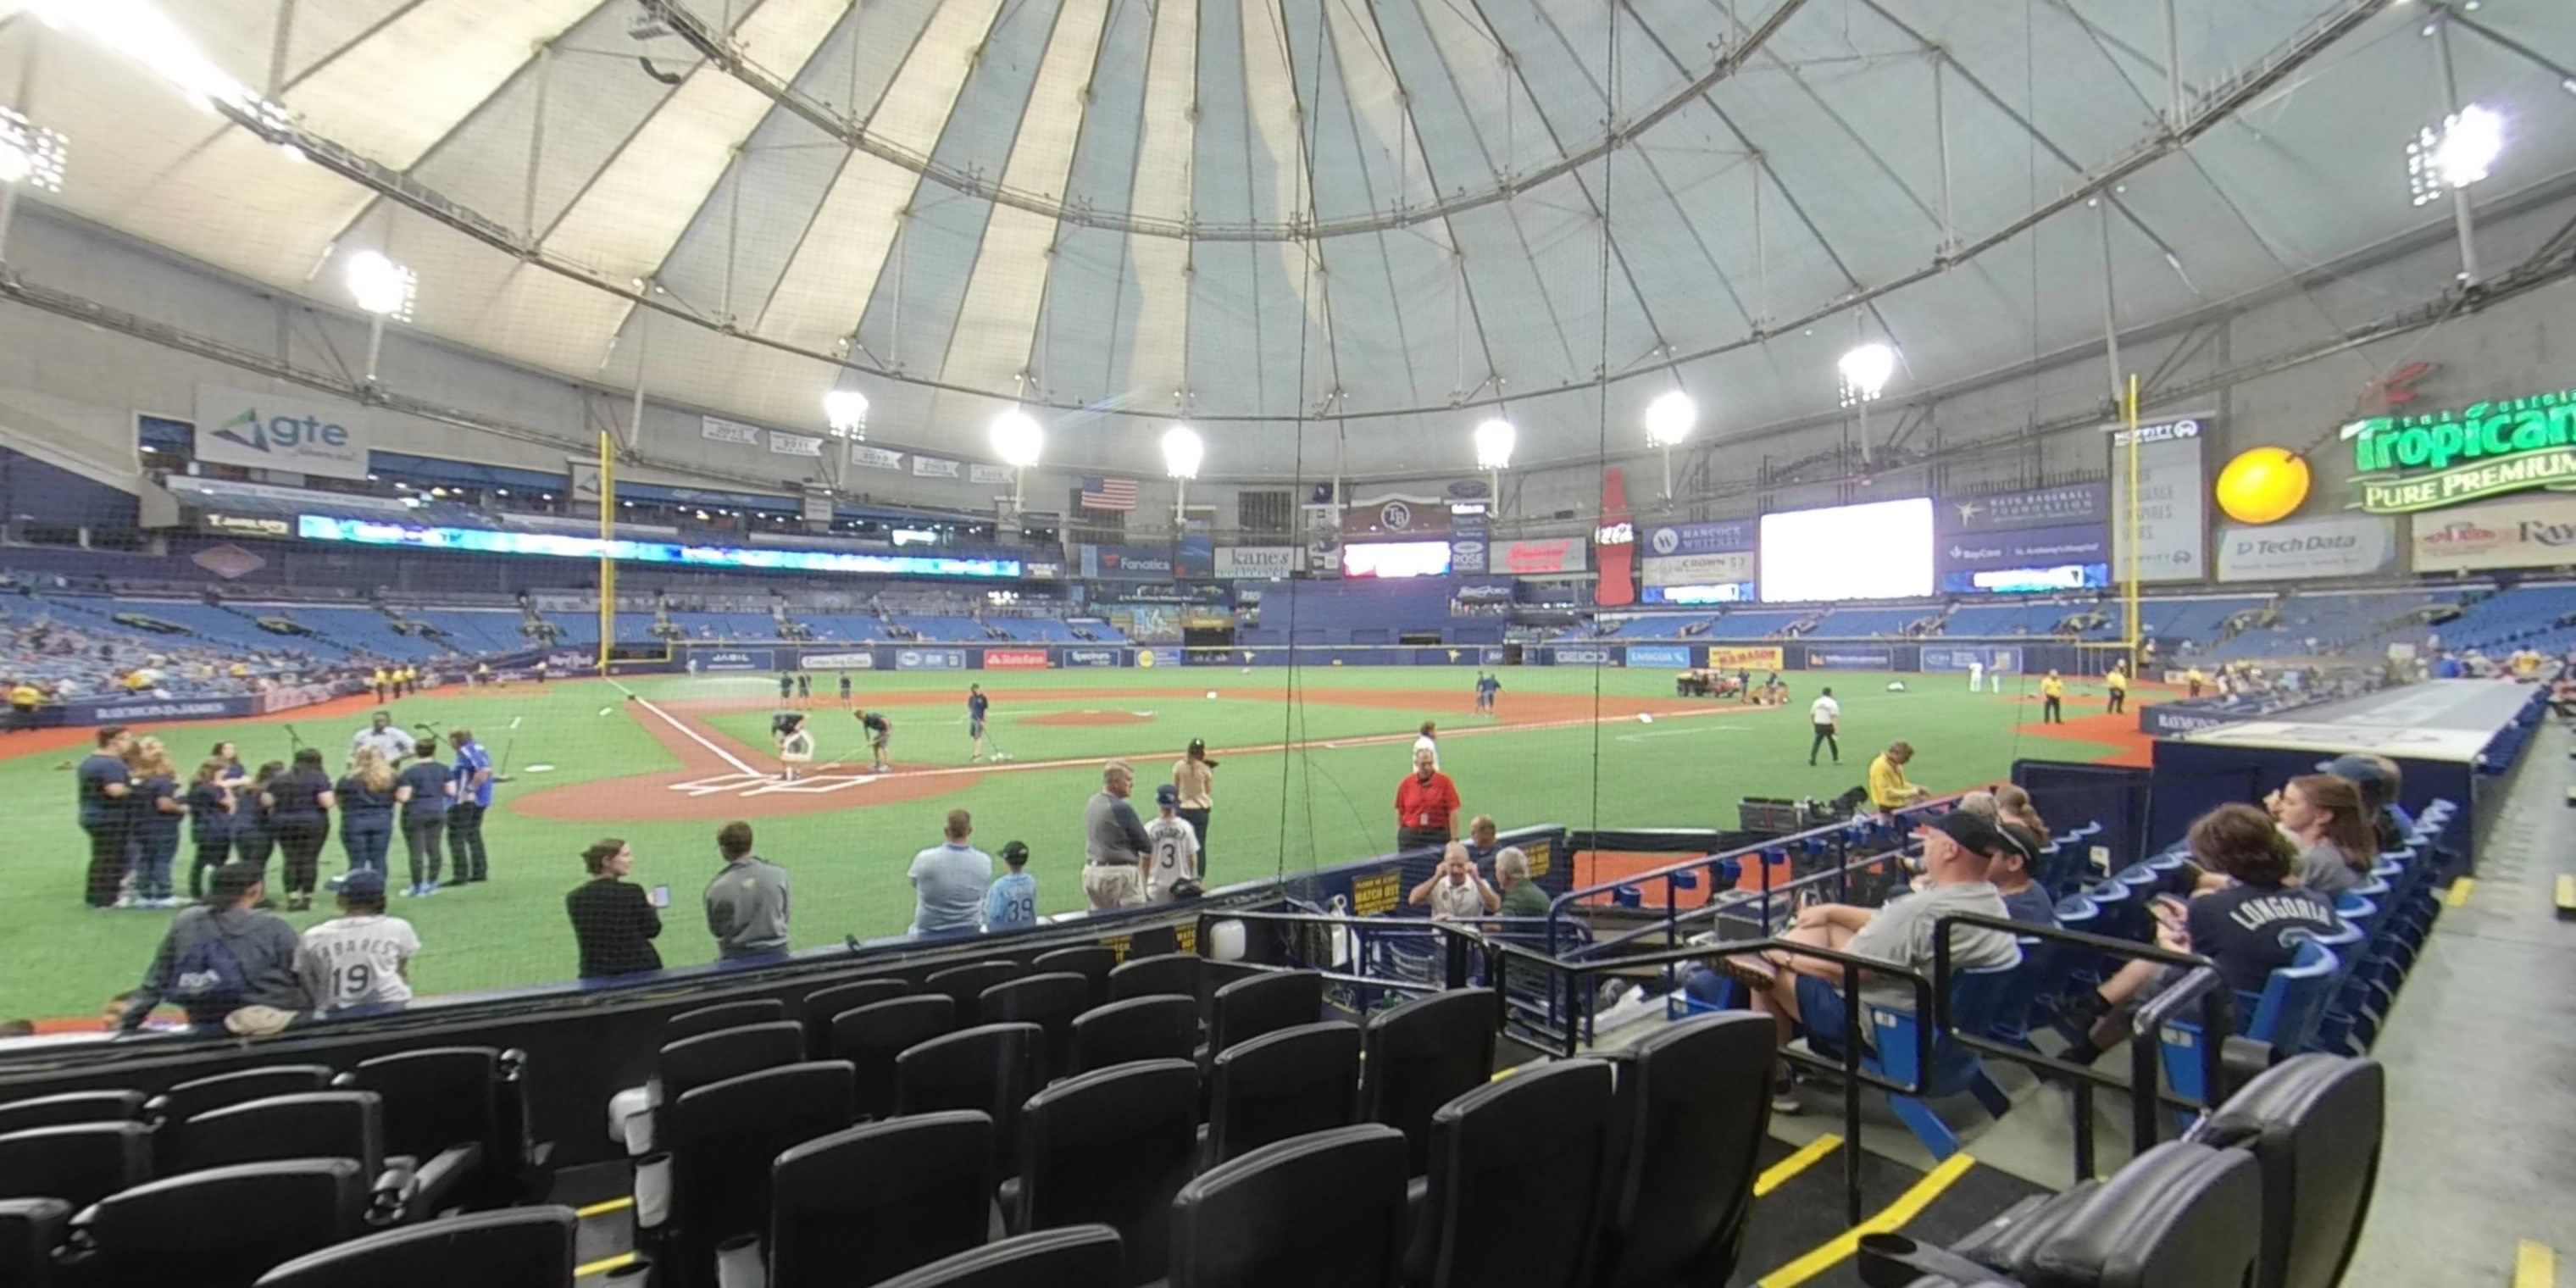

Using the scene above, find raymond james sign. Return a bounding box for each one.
[2346,385,2576,514]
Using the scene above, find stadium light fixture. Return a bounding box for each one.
[988,408,1043,508]
[345,249,415,388]
[822,387,869,440]
[1474,417,1516,518]
[0,108,69,267]
[1644,390,1697,502]
[2407,103,2503,206]
[1163,424,1203,523]
[1837,343,1896,407]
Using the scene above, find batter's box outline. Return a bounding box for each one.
[669,771,885,797]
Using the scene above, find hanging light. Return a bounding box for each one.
[989,408,1044,467]
[822,387,869,439]
[1644,391,1696,449]
[1161,425,1204,480]
[345,249,415,321]
[1838,343,1896,407]
[1474,419,1516,470]
[2407,103,2504,205]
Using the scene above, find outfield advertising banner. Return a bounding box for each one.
[983,649,1050,669]
[1707,646,1785,670]
[1213,546,1299,579]
[1804,647,1893,669]
[797,649,876,670]
[1642,520,1755,556]
[1551,646,1619,666]
[2215,514,2398,582]
[1939,484,2108,533]
[1063,648,1123,668]
[77,696,258,724]
[1135,647,1183,669]
[2410,497,2576,572]
[1923,645,2024,672]
[702,648,774,671]
[193,383,373,480]
[1498,538,1588,575]
[1080,543,1177,581]
[1641,550,1755,587]
[895,648,968,671]
[1450,506,1490,575]
[1626,645,1692,668]
[2107,414,2210,582]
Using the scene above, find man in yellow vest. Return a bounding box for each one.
[370,667,390,704]
[8,679,40,733]
[2105,663,2129,715]
[1867,742,1930,813]
[2185,666,2206,698]
[2040,671,2065,724]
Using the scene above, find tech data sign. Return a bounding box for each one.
[2346,386,2576,514]
[193,384,371,480]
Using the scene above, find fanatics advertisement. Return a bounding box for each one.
[1642,520,1756,556]
[1079,543,1177,581]
[193,383,373,480]
[1496,537,1588,576]
[2408,497,2576,572]
[2215,514,2399,582]
[1940,483,2108,533]
[2107,414,2211,582]
[1641,550,1755,587]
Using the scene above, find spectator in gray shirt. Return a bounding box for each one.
[909,809,993,936]
[703,820,791,959]
[117,862,311,1031]
[1083,761,1153,910]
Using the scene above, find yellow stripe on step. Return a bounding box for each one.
[2445,879,2476,908]
[1757,1153,1977,1288]
[575,1252,638,1279]
[1755,1134,1842,1197]
[2514,1240,2556,1288]
[574,1196,634,1219]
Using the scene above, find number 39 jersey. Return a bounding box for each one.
[297,915,420,1009]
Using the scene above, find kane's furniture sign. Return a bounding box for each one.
[2346,385,2576,514]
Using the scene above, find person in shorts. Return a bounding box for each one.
[298,869,419,1015]
[857,710,893,773]
[1081,762,1152,908]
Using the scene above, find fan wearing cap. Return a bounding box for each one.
[1724,810,2020,1114]
[984,841,1039,932]
[2317,753,2409,852]
[1144,783,1202,903]
[297,868,419,1015]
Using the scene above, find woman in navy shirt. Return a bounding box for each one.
[336,746,398,878]
[185,757,237,900]
[395,736,455,897]
[236,760,285,868]
[262,748,336,913]
[128,738,186,908]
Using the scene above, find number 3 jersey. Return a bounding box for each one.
[298,914,421,1009]
[1144,816,1200,902]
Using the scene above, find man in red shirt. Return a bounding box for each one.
[1395,746,1462,854]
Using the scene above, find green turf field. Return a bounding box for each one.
[0,666,2129,1019]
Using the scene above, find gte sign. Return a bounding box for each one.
[2346,385,2576,514]
[192,384,371,480]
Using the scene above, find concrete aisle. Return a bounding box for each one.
[2347,716,2576,1285]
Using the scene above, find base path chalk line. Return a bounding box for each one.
[654,700,1773,799]
[609,679,763,777]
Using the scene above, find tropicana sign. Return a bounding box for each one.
[2345,385,2576,514]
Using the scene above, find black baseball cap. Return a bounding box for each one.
[2316,754,2391,809]
[1917,810,2010,859]
[1001,841,1030,865]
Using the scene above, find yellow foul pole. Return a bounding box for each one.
[2122,374,2141,675]
[597,430,616,675]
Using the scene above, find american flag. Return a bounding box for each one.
[1079,476,1139,511]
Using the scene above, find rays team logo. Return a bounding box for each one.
[1380,501,1413,530]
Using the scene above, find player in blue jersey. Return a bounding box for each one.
[967,684,991,763]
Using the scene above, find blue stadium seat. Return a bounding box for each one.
[2159,938,2339,1108]
[1813,960,2022,1160]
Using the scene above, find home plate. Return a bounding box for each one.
[523,763,556,773]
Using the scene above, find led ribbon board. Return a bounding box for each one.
[2346,386,2576,514]
[297,516,1023,578]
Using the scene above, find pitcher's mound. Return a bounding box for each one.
[1023,710,1156,727]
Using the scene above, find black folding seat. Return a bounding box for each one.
[1358,990,1496,1175]
[980,974,1091,1080]
[801,978,908,1052]
[870,1225,1124,1288]
[768,1113,995,1288]
[926,961,1024,1024]
[1591,1013,1776,1288]
[2187,1054,2384,1288]
[1863,1141,2262,1288]
[1204,970,1324,1063]
[0,1122,151,1210]
[1204,1022,1362,1169]
[336,1047,529,1209]
[0,1196,71,1288]
[148,1066,333,1125]
[652,1062,857,1288]
[252,1207,578,1288]
[827,996,957,1119]
[1035,946,1118,1009]
[1107,953,1203,1004]
[658,1023,804,1112]
[1070,997,1199,1074]
[64,1159,370,1288]
[1169,1124,1411,1288]
[164,1091,449,1224]
[667,999,788,1045]
[1009,1060,1198,1284]
[895,1023,1044,1174]
[0,1091,143,1136]
[1404,1059,1616,1288]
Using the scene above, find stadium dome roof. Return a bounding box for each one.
[8,0,2576,476]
